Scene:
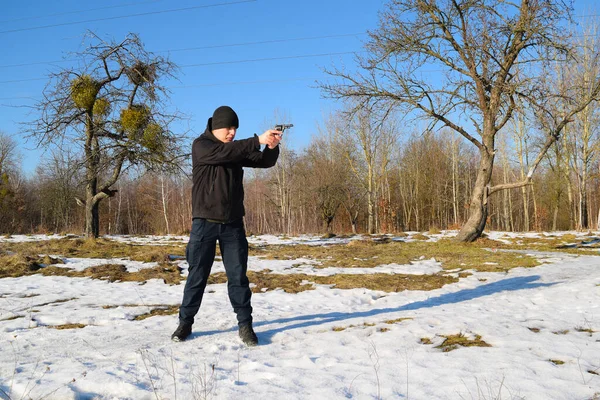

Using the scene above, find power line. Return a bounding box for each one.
[4,3,592,35]
[180,51,357,68]
[0,96,38,101]
[0,77,48,84]
[171,76,314,88]
[0,77,318,101]
[161,33,366,54]
[0,59,71,69]
[0,0,257,35]
[0,32,366,69]
[0,51,357,85]
[0,0,165,24]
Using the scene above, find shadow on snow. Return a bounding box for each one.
[195,275,555,344]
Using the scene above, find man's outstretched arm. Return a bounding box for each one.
[195,129,281,166]
[242,129,282,168]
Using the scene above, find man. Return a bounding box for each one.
[172,105,282,346]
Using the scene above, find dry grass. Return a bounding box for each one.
[133,305,179,321]
[0,254,47,278]
[3,233,586,297]
[384,317,413,324]
[549,359,565,365]
[49,323,87,330]
[206,271,458,294]
[420,337,433,345]
[73,263,184,285]
[0,254,185,284]
[330,322,384,332]
[575,327,596,336]
[316,273,457,291]
[428,227,442,235]
[1,234,545,294]
[0,238,186,282]
[435,333,492,352]
[1,237,184,263]
[493,234,600,254]
[1,315,24,321]
[32,298,78,307]
[252,238,540,273]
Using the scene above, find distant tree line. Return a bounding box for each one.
[2,110,600,236]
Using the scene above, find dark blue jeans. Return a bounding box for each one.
[179,218,252,327]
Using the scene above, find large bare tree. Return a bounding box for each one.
[322,0,600,241]
[28,33,185,238]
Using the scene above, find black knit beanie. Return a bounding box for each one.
[211,106,239,130]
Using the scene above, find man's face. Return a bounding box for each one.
[212,126,237,143]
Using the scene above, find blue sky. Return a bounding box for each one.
[0,0,384,175]
[1,1,598,176]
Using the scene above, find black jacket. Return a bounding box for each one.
[191,120,280,222]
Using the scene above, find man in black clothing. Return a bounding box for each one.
[172,105,282,346]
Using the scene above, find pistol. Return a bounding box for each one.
[274,124,293,134]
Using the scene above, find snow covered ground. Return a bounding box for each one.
[0,232,599,399]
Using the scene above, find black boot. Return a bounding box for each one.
[238,323,258,346]
[171,323,192,342]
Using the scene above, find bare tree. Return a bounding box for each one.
[0,131,18,177]
[27,32,185,238]
[0,132,19,231]
[271,138,296,234]
[36,150,83,232]
[306,129,347,233]
[566,23,600,230]
[510,109,534,231]
[334,107,396,234]
[322,0,600,241]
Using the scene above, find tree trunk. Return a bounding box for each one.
[581,170,589,230]
[160,171,170,234]
[85,198,100,238]
[367,168,375,234]
[521,185,529,231]
[532,184,539,231]
[349,209,358,234]
[452,137,459,227]
[323,216,334,234]
[116,183,122,234]
[84,171,100,238]
[367,193,375,234]
[502,157,511,231]
[456,148,494,242]
[84,117,100,239]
